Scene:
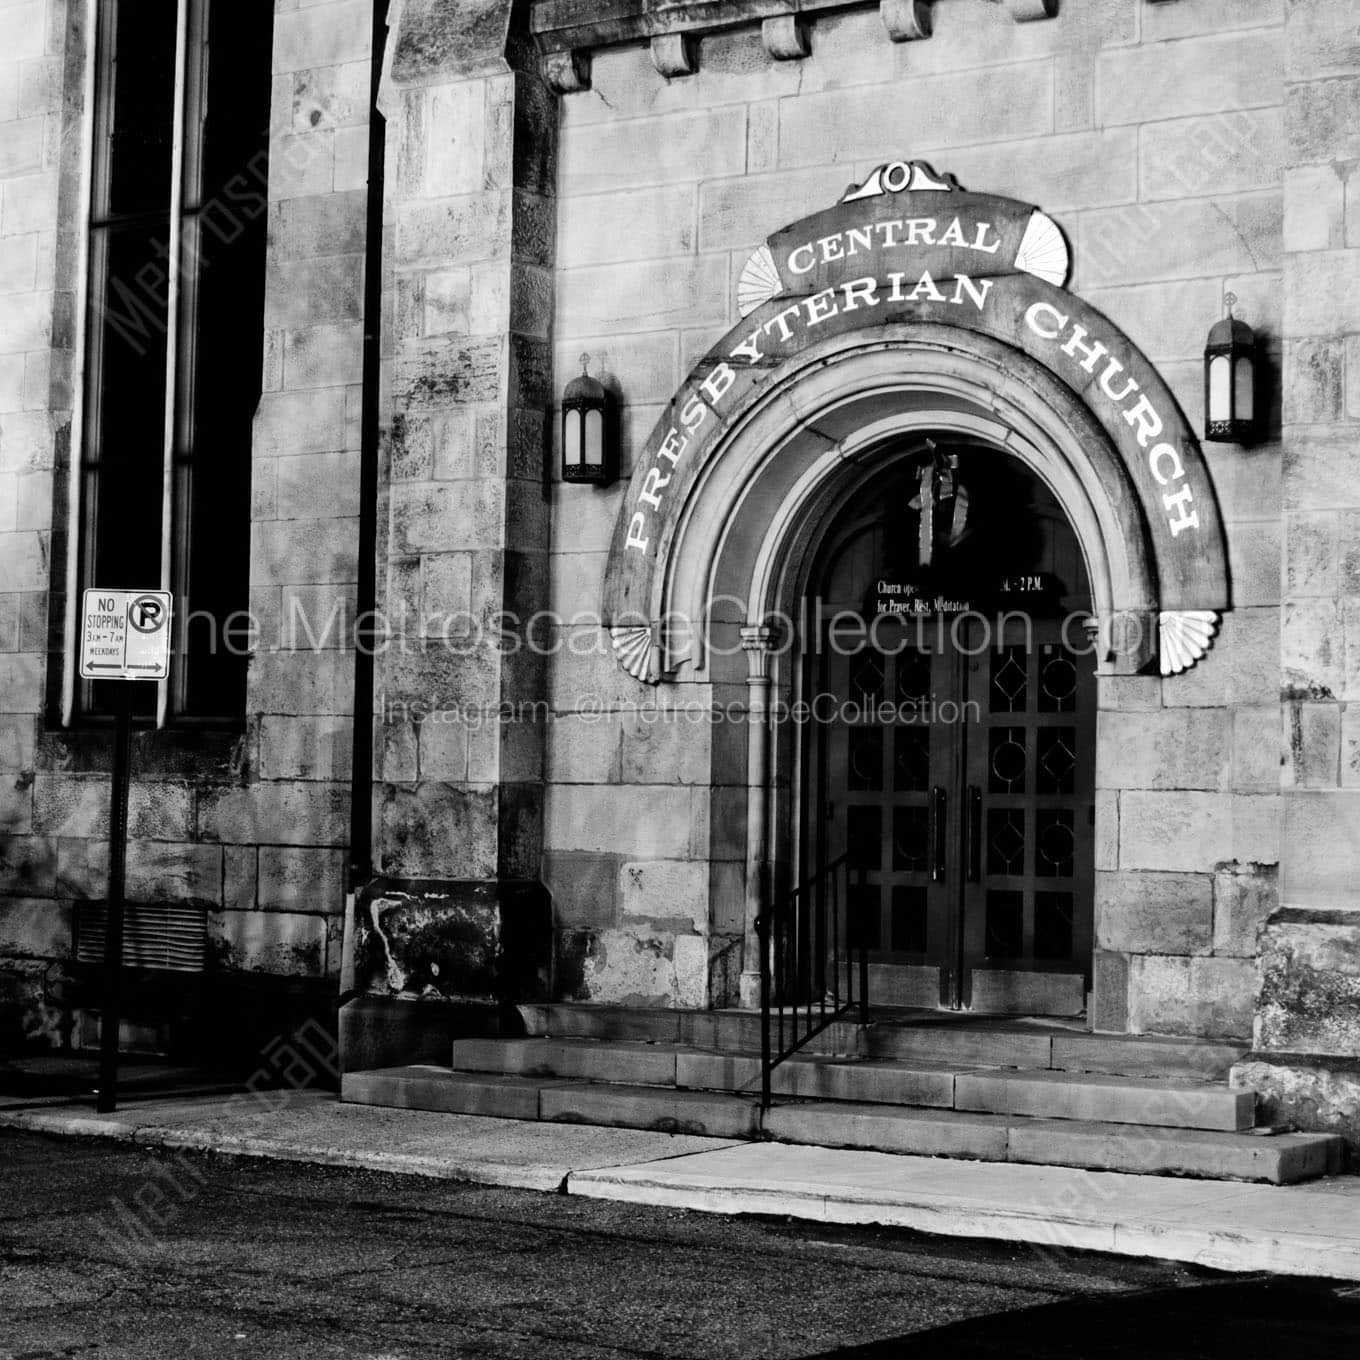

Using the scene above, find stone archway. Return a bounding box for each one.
[602,162,1228,684]
[597,163,1231,1009]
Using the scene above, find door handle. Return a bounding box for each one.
[966,785,982,882]
[930,785,946,883]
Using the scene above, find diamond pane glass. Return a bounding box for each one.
[851,652,884,705]
[985,890,1024,959]
[1037,727,1077,795]
[893,726,930,792]
[990,646,1029,713]
[848,727,883,792]
[892,806,929,873]
[1035,808,1075,878]
[986,807,1026,876]
[989,727,1027,794]
[1035,891,1074,960]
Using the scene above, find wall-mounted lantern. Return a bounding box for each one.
[1204,292,1257,444]
[561,353,615,485]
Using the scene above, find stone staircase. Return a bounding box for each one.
[341,1005,1346,1185]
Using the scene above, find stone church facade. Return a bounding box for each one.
[2,0,1360,1150]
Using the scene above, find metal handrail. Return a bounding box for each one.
[756,853,870,1109]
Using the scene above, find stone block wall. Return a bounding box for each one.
[0,0,88,1045]
[1233,0,1360,1147]
[0,0,367,1053]
[349,0,556,1019]
[232,0,372,977]
[546,0,1287,1025]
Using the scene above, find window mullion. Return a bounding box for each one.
[169,0,210,719]
[64,0,111,727]
[156,0,193,730]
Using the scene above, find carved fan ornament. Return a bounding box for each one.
[1013,211,1068,287]
[1159,611,1219,677]
[737,245,781,320]
[610,625,654,682]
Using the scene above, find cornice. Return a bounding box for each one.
[529,0,1060,93]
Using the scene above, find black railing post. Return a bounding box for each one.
[857,860,870,1027]
[757,910,771,1111]
[818,872,830,1026]
[96,684,133,1114]
[758,853,864,1096]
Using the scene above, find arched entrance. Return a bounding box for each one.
[598,163,1230,1014]
[799,444,1096,1015]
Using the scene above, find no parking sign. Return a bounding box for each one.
[79,589,173,681]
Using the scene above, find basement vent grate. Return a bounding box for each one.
[75,902,209,973]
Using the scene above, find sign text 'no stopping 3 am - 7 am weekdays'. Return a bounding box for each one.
[79,589,173,682]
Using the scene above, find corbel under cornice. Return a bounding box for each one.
[529,0,1060,95]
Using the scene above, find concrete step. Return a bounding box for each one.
[540,1083,761,1139]
[453,1037,1257,1129]
[519,1006,1246,1080]
[341,1071,1344,1185]
[863,1024,1053,1068]
[341,1066,559,1120]
[863,1025,1246,1078]
[518,1004,860,1056]
[764,1101,1011,1161]
[764,1101,1343,1185]
[678,1051,961,1108]
[460,1038,970,1108]
[518,1004,687,1045]
[345,1066,759,1139]
[1048,1034,1246,1080]
[1003,1118,1345,1184]
[953,1068,1256,1131]
[451,1037,685,1087]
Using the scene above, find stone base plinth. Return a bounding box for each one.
[1231,1053,1360,1163]
[1255,909,1360,1056]
[338,994,510,1073]
[351,877,552,1007]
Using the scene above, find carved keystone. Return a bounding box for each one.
[761,16,809,61]
[880,0,933,41]
[650,32,697,78]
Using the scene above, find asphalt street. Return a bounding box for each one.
[2,1129,1358,1359]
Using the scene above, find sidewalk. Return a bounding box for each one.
[4,1090,1360,1281]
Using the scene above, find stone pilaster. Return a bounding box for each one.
[738,625,779,1010]
[344,0,555,1056]
[1234,0,1360,1154]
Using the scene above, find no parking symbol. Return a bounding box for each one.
[79,589,173,681]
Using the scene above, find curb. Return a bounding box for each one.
[565,1161,1360,1282]
[7,1106,1360,1281]
[0,1108,593,1194]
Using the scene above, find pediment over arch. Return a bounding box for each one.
[600,162,1229,682]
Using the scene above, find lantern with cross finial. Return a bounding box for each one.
[561,353,616,485]
[1204,292,1257,444]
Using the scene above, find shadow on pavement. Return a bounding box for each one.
[0,1053,244,1107]
[803,1278,1360,1359]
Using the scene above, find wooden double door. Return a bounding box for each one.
[811,615,1096,1014]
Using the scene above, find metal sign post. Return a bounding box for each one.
[79,589,172,1114]
[99,683,133,1113]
